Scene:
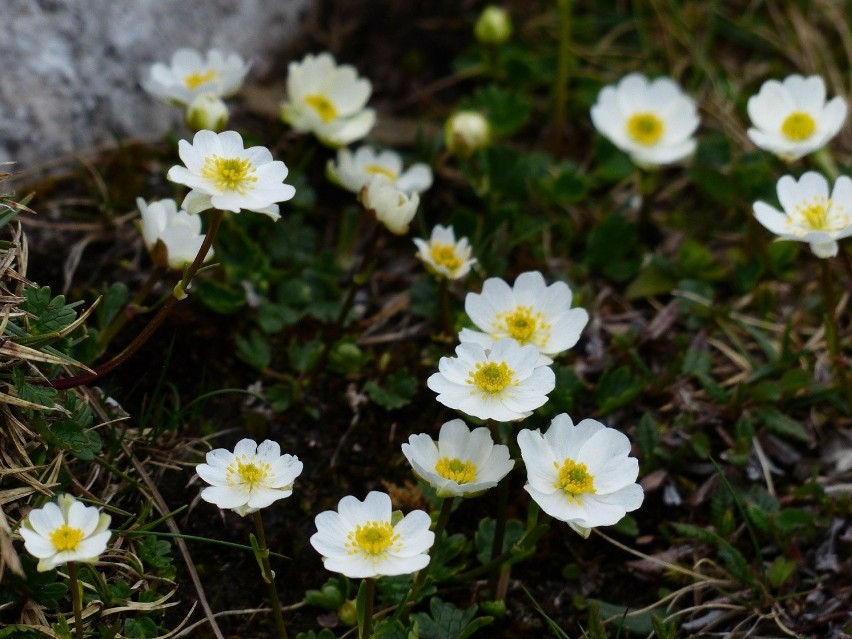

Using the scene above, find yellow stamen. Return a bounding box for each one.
[200,156,257,193]
[226,457,272,488]
[435,457,477,484]
[365,164,398,181]
[49,524,85,552]
[185,69,218,90]
[626,112,665,145]
[497,306,548,344]
[347,522,398,555]
[429,243,462,272]
[304,93,338,123]
[780,111,816,142]
[555,459,595,499]
[469,361,514,393]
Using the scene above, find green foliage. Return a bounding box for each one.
[412,598,492,639]
[365,369,419,410]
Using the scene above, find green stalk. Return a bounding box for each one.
[253,511,289,639]
[438,278,452,336]
[552,0,573,155]
[361,578,376,639]
[812,147,840,181]
[819,259,851,411]
[487,422,508,600]
[67,562,84,639]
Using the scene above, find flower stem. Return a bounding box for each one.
[361,577,376,639]
[487,422,508,600]
[812,147,841,181]
[819,259,851,411]
[438,278,452,336]
[49,210,223,390]
[95,265,167,354]
[552,0,573,155]
[67,561,84,639]
[253,511,289,639]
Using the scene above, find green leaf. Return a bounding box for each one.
[124,617,159,639]
[236,332,271,370]
[258,300,300,333]
[13,368,58,407]
[626,262,678,299]
[594,366,644,416]
[371,619,410,639]
[412,597,492,639]
[768,556,796,588]
[194,278,246,314]
[755,406,809,442]
[96,282,130,330]
[464,85,531,137]
[304,578,346,610]
[137,535,174,573]
[365,369,418,410]
[21,287,79,335]
[475,518,524,565]
[586,211,640,282]
[52,419,102,461]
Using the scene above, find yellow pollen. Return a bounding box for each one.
[555,459,595,498]
[497,306,548,344]
[797,200,830,231]
[780,111,816,142]
[435,457,477,484]
[200,156,257,193]
[226,457,271,488]
[347,522,398,555]
[468,361,514,393]
[626,112,665,145]
[365,164,398,181]
[49,524,85,552]
[429,243,462,272]
[185,69,218,90]
[304,93,338,123]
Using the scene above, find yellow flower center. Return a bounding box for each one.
[304,93,338,123]
[184,69,218,90]
[556,459,595,498]
[626,112,665,145]
[435,457,477,484]
[780,111,816,142]
[347,522,398,555]
[429,243,463,272]
[49,524,85,552]
[797,199,831,231]
[201,156,258,193]
[365,164,398,181]
[497,306,548,344]
[469,361,515,393]
[226,457,272,488]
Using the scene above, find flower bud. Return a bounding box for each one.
[337,600,358,626]
[360,178,419,235]
[185,93,229,132]
[444,111,491,158]
[475,6,512,45]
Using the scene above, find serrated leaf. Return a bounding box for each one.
[236,332,271,370]
[51,419,102,461]
[365,369,418,410]
[412,597,490,639]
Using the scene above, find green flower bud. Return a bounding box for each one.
[475,6,512,45]
[444,111,491,158]
[185,93,229,132]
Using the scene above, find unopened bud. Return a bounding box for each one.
[444,111,491,158]
[475,6,512,45]
[185,93,229,132]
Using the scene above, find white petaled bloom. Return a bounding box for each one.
[747,75,847,161]
[413,225,476,280]
[326,146,433,195]
[167,130,296,220]
[460,271,589,366]
[280,52,376,147]
[18,495,111,572]
[137,197,214,270]
[196,438,303,517]
[445,111,491,158]
[427,338,555,422]
[360,178,420,235]
[590,73,699,166]
[143,48,250,106]
[401,419,514,498]
[753,172,852,259]
[310,491,434,579]
[517,414,644,538]
[185,93,229,133]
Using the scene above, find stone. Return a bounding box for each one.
[0,0,312,170]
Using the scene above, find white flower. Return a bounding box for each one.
[137,197,214,270]
[143,48,250,106]
[459,271,588,365]
[427,339,555,422]
[327,146,433,195]
[517,414,644,538]
[444,111,491,158]
[401,419,513,498]
[753,171,852,258]
[185,93,229,133]
[196,438,303,517]
[590,73,699,166]
[18,495,111,572]
[280,52,376,147]
[167,130,296,220]
[747,75,847,161]
[413,225,476,280]
[360,178,419,235]
[310,491,434,579]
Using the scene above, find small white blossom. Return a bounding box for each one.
[167,130,295,219]
[280,52,376,147]
[196,438,303,517]
[137,197,213,270]
[747,75,847,161]
[590,73,699,166]
[445,111,491,158]
[753,171,852,258]
[143,48,250,107]
[427,339,555,422]
[518,414,644,538]
[18,495,111,572]
[360,178,419,235]
[460,271,588,365]
[310,491,434,579]
[413,225,476,280]
[185,93,230,132]
[327,146,432,195]
[402,419,513,498]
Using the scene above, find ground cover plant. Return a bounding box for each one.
[1,1,851,638]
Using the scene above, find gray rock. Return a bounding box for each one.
[0,0,312,170]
